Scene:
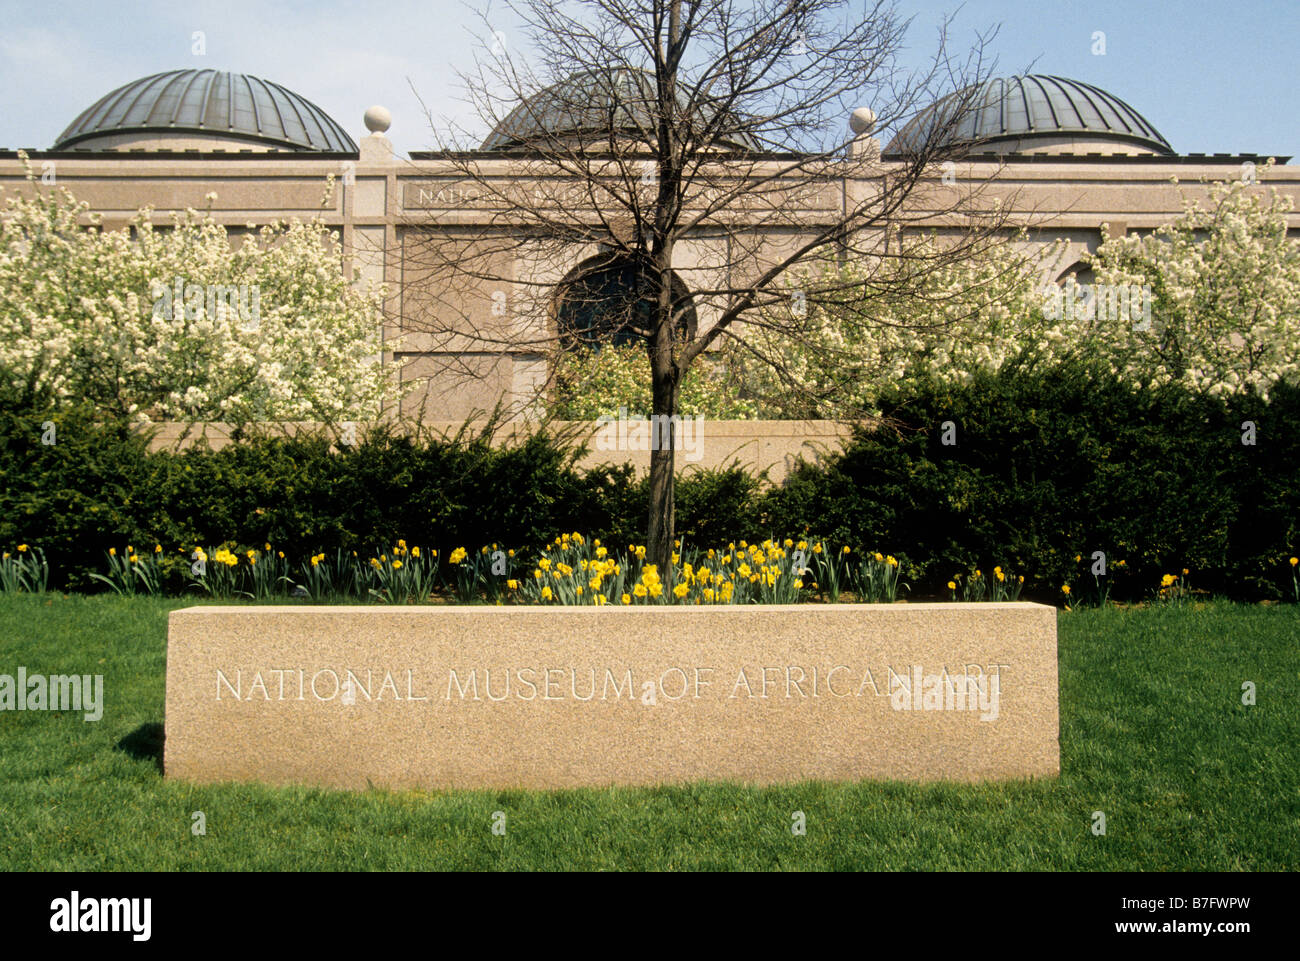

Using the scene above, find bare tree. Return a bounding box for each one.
[404,0,1016,571]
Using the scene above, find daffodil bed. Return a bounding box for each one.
[2,535,1042,606]
[11,536,1276,607]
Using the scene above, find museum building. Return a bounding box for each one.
[2,68,1297,419]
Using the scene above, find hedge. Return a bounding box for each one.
[759,360,1300,601]
[2,360,1297,601]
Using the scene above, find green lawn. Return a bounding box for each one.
[0,594,1296,870]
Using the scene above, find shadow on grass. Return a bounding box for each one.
[116,722,165,773]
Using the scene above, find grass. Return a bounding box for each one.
[0,593,1296,870]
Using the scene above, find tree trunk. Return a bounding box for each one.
[645,328,677,574]
[645,0,682,576]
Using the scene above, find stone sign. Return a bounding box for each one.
[164,603,1059,790]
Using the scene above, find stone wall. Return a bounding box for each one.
[143,419,857,483]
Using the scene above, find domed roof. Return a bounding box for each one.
[884,75,1174,157]
[481,67,759,152]
[54,69,357,152]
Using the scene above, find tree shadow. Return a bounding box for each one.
[116,722,165,773]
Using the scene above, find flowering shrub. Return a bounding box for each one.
[744,232,1063,418]
[0,153,403,424]
[734,167,1300,416]
[549,344,759,419]
[1086,162,1300,399]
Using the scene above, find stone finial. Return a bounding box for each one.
[360,106,395,163]
[849,107,876,136]
[364,105,392,134]
[847,107,880,161]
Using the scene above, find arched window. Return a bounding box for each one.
[1056,261,1095,288]
[554,256,696,349]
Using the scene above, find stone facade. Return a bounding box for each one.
[4,72,1298,421]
